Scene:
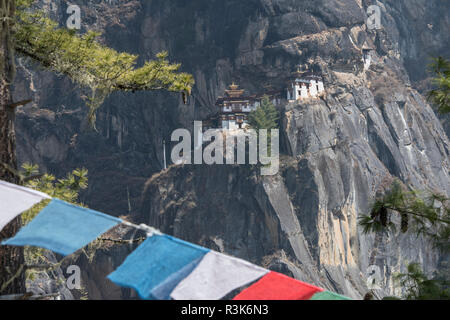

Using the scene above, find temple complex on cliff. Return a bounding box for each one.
[209,68,325,130]
[214,83,283,130]
[286,69,325,101]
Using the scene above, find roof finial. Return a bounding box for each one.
[230,82,239,90]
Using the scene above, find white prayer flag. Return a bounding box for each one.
[0,180,51,231]
[170,251,269,300]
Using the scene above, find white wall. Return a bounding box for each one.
[294,84,300,100]
[318,81,324,93]
[364,52,372,70]
[300,84,308,99]
[287,78,325,101]
[222,120,229,129]
[309,80,318,96]
[228,120,238,130]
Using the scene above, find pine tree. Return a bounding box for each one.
[248,95,279,159]
[248,95,279,132]
[0,0,194,295]
[428,57,450,114]
[14,0,194,128]
[0,0,25,295]
[3,164,89,296]
[359,181,450,251]
[359,181,450,299]
[389,262,450,300]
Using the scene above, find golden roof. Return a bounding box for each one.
[225,83,245,97]
[229,82,239,90]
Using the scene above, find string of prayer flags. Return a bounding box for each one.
[0,179,352,300]
[170,251,269,300]
[2,198,122,256]
[233,271,323,300]
[107,235,209,300]
[0,180,51,232]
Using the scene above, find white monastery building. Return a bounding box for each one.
[210,68,326,130]
[286,70,325,101]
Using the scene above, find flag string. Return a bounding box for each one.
[121,220,163,237]
[0,180,352,300]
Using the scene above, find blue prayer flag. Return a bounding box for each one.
[2,199,122,256]
[107,235,209,300]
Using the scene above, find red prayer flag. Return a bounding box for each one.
[233,271,323,300]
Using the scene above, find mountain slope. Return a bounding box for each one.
[13,0,450,299]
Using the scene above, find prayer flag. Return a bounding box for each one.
[170,251,269,300]
[107,235,209,300]
[2,198,122,256]
[233,271,323,300]
[0,180,51,232]
[310,291,352,300]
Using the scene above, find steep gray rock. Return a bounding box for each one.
[12,0,450,299]
[26,250,74,300]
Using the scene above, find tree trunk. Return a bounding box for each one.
[0,0,25,295]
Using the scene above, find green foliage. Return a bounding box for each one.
[359,181,450,252]
[248,95,279,160]
[361,181,450,300]
[16,0,33,7]
[20,163,88,224]
[384,263,450,300]
[19,163,88,286]
[248,95,279,131]
[428,57,450,114]
[13,3,194,128]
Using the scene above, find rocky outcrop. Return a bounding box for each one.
[12,0,450,299]
[26,250,74,300]
[139,63,449,298]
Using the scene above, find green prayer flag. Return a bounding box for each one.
[310,291,352,300]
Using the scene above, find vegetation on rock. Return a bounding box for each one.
[248,95,279,132]
[360,181,449,299]
[428,57,450,114]
[0,0,194,295]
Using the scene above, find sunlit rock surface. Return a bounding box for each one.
[13,0,449,299]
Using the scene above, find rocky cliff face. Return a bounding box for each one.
[12,0,449,299]
[139,66,449,298]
